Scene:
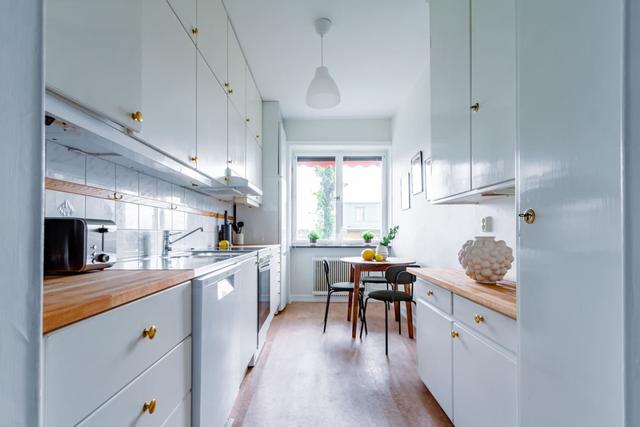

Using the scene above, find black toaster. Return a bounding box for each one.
[44,218,117,273]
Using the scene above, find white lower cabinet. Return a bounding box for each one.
[416,282,517,426]
[452,324,517,427]
[163,393,191,427]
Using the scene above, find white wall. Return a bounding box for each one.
[390,70,516,277]
[0,1,44,425]
[284,118,392,144]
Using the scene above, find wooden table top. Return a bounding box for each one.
[407,267,517,319]
[43,270,194,334]
[340,256,415,266]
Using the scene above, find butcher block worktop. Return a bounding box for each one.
[43,270,194,334]
[407,267,517,319]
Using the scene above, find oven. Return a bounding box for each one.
[257,252,271,332]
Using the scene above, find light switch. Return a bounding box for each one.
[481,216,492,232]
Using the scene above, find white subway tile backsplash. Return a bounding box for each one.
[157,179,173,202]
[139,174,157,199]
[117,230,139,259]
[172,210,185,231]
[115,165,139,196]
[139,205,158,230]
[116,202,139,230]
[138,231,158,258]
[45,190,85,218]
[46,142,85,184]
[158,208,172,231]
[172,184,185,205]
[86,156,115,190]
[86,197,115,221]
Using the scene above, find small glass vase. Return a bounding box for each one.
[375,244,389,260]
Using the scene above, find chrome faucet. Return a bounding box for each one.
[162,227,204,257]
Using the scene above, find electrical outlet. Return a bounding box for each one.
[481,216,492,232]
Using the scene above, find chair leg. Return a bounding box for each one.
[384,301,389,356]
[394,301,400,321]
[360,297,369,338]
[398,301,402,335]
[406,299,414,338]
[323,290,332,333]
[347,291,353,322]
[361,292,368,334]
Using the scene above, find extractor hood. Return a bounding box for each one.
[200,169,263,198]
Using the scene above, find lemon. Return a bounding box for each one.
[375,253,385,262]
[361,249,375,261]
[219,240,230,250]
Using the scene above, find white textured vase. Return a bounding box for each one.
[376,244,389,260]
[458,236,514,284]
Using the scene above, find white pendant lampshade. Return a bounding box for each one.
[306,18,340,109]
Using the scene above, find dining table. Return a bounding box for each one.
[340,256,416,338]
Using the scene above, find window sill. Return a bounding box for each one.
[290,243,384,249]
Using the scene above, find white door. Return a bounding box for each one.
[452,323,516,427]
[245,135,262,188]
[470,0,516,189]
[197,0,227,86]
[227,25,246,119]
[141,0,196,165]
[416,299,453,419]
[517,0,625,424]
[429,0,471,199]
[196,54,227,180]
[46,0,142,131]
[227,104,246,177]
[167,0,197,43]
[246,70,262,139]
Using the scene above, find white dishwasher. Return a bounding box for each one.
[192,255,257,427]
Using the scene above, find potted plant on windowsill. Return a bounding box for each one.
[362,231,375,245]
[308,230,320,246]
[376,225,399,261]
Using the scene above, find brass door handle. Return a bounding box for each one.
[131,111,144,122]
[519,208,536,224]
[426,290,434,296]
[190,155,198,163]
[474,314,485,324]
[142,325,157,340]
[191,26,199,35]
[470,102,480,112]
[142,399,157,414]
[451,330,459,338]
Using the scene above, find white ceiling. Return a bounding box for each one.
[223,0,429,120]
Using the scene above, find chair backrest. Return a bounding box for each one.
[384,265,406,283]
[396,271,417,298]
[385,264,420,295]
[322,258,331,286]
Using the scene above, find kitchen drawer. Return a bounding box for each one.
[453,294,516,353]
[162,392,191,427]
[415,278,452,314]
[45,282,191,426]
[79,338,191,427]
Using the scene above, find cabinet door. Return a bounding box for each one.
[141,0,196,165]
[227,25,247,119]
[429,0,471,199]
[470,0,516,189]
[198,0,228,86]
[197,54,227,180]
[416,299,453,420]
[167,0,197,43]
[46,0,142,131]
[227,104,246,177]
[452,323,517,427]
[246,69,262,140]
[245,134,262,188]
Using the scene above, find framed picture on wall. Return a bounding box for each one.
[424,157,432,201]
[401,173,411,210]
[411,151,423,195]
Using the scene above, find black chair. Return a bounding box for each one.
[322,258,365,333]
[360,266,417,355]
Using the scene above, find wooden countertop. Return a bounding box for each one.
[43,270,194,334]
[407,267,517,319]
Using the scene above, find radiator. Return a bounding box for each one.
[312,257,352,295]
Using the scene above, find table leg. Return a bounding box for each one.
[351,265,361,338]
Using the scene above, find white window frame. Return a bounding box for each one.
[290,148,389,245]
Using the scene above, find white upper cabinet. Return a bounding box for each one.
[140,0,197,165]
[196,54,228,180]
[46,0,143,132]
[245,134,262,188]
[246,69,263,142]
[167,0,197,43]
[198,0,228,86]
[227,25,247,119]
[429,0,472,200]
[470,0,516,189]
[227,103,246,178]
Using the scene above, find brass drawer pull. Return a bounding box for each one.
[142,399,157,414]
[426,290,434,296]
[474,314,485,324]
[451,330,459,338]
[131,111,144,122]
[142,325,157,340]
[470,102,480,112]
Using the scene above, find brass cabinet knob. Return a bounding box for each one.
[451,330,459,338]
[256,134,260,139]
[191,26,199,35]
[228,88,234,94]
[142,399,157,414]
[110,192,123,201]
[224,82,230,87]
[190,155,198,163]
[519,208,536,224]
[131,111,144,122]
[470,102,480,112]
[227,160,233,164]
[142,325,157,340]
[246,118,251,122]
[474,314,485,324]
[426,290,434,296]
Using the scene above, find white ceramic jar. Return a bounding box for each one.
[458,236,514,284]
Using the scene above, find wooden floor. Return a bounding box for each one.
[229,302,453,427]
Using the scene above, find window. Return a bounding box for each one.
[293,153,386,243]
